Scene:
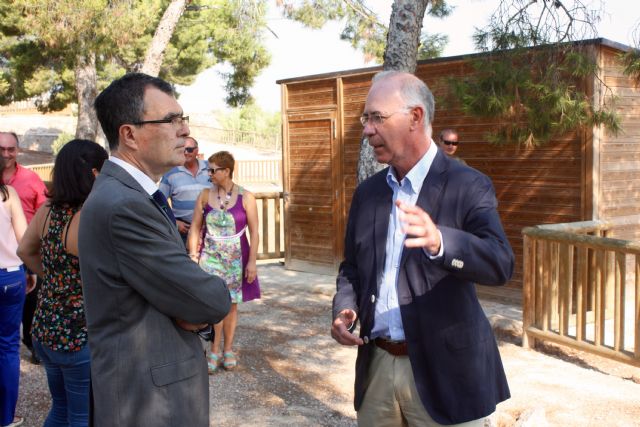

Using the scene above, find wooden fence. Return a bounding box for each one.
[522,218,640,367]
[27,159,282,186]
[26,165,285,261]
[254,192,284,260]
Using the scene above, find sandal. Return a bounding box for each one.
[207,353,221,374]
[7,416,24,427]
[223,351,238,370]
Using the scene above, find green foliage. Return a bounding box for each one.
[621,48,640,86]
[216,102,281,136]
[52,131,74,155]
[449,47,620,146]
[0,0,271,111]
[277,0,450,63]
[418,33,448,60]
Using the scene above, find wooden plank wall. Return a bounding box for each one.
[599,46,640,240]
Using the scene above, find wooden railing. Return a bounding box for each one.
[26,164,285,261]
[27,159,283,187]
[27,163,54,182]
[522,219,640,367]
[253,191,284,260]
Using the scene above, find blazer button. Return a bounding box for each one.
[371,294,376,303]
[363,336,369,344]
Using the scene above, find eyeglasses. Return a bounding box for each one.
[184,146,197,153]
[207,167,226,174]
[195,325,213,341]
[132,115,189,127]
[441,139,459,146]
[360,109,409,127]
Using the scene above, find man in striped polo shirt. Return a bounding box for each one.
[159,136,210,244]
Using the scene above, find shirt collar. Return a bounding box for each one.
[386,139,438,193]
[109,156,159,196]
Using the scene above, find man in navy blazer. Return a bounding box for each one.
[332,71,514,426]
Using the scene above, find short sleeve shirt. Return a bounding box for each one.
[7,163,47,223]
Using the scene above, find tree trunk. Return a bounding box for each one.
[140,0,188,76]
[74,52,98,141]
[356,0,430,183]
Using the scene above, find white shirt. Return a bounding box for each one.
[109,156,159,196]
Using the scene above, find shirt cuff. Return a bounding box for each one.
[423,230,444,259]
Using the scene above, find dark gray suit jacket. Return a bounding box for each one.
[79,160,230,427]
[333,151,514,424]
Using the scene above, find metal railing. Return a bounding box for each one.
[522,218,640,367]
[190,125,281,152]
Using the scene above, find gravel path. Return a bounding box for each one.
[15,262,640,426]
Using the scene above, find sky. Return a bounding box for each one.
[176,0,639,114]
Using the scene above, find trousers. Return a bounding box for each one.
[33,341,91,427]
[0,266,26,426]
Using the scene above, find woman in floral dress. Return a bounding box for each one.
[188,151,260,373]
[18,140,107,426]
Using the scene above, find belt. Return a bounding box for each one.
[374,338,408,357]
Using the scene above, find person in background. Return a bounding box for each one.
[437,128,466,164]
[332,71,513,426]
[188,150,260,373]
[79,73,230,427]
[0,131,47,365]
[159,136,210,244]
[18,139,108,427]
[0,156,29,427]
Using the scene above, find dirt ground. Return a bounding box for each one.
[15,262,640,426]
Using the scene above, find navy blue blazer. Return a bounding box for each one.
[333,150,514,424]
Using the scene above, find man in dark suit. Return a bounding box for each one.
[331,71,514,426]
[79,73,231,427]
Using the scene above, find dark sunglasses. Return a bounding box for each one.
[441,139,459,146]
[195,325,213,341]
[184,147,197,153]
[207,167,226,174]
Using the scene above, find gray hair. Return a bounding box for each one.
[372,71,435,131]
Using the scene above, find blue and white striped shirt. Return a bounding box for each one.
[159,160,210,223]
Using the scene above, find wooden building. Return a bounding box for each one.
[277,38,640,296]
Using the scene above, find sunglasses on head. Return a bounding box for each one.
[184,147,197,153]
[441,139,458,146]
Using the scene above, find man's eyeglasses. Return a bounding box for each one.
[133,115,189,127]
[195,325,213,341]
[441,139,459,146]
[207,167,226,174]
[360,110,408,127]
[184,146,197,153]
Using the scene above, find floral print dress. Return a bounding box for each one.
[31,205,87,352]
[198,186,260,303]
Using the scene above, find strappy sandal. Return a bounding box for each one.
[207,353,221,374]
[223,351,238,370]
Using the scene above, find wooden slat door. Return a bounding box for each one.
[284,111,340,274]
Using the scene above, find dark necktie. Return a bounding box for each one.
[152,190,176,225]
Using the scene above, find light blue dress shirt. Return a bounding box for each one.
[371,141,440,341]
